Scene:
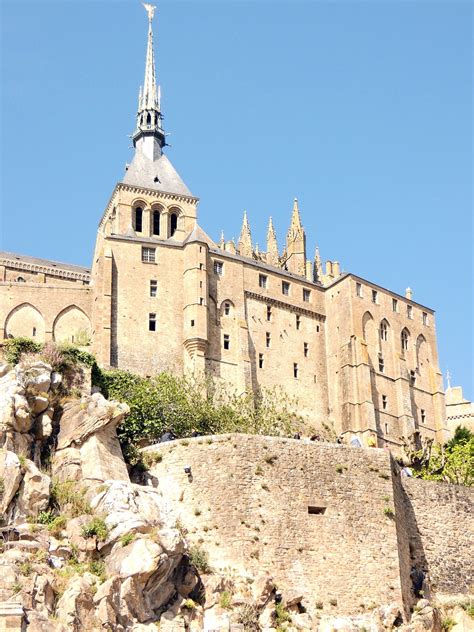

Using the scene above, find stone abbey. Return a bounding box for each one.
[0,7,454,449]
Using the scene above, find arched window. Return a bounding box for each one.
[17,276,25,282]
[380,320,388,341]
[152,210,160,236]
[134,207,143,233]
[224,302,230,315]
[401,328,409,352]
[170,213,178,237]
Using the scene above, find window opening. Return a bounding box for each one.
[259,274,268,289]
[223,334,230,350]
[392,298,398,312]
[152,210,160,235]
[293,363,299,379]
[303,289,311,302]
[224,302,230,315]
[304,342,309,357]
[149,313,157,331]
[258,353,264,369]
[266,332,271,348]
[142,247,156,263]
[150,280,158,297]
[134,207,143,232]
[382,394,387,410]
[266,305,272,321]
[356,283,362,297]
[282,281,290,296]
[308,506,326,515]
[214,261,224,276]
[170,213,178,237]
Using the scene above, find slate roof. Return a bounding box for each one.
[123,152,192,197]
[0,251,90,275]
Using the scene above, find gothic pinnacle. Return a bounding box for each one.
[238,211,253,258]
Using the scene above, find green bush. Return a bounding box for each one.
[188,544,212,574]
[412,428,474,487]
[119,532,135,547]
[51,480,92,517]
[47,515,67,537]
[3,337,42,365]
[81,518,108,541]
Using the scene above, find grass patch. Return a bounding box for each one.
[119,532,135,547]
[219,590,233,609]
[188,544,211,574]
[81,518,108,541]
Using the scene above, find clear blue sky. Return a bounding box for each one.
[1,1,472,397]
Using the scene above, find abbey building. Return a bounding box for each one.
[0,7,450,448]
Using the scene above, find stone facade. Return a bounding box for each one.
[445,385,474,433]
[0,8,452,448]
[144,435,474,616]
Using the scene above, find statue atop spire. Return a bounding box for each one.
[131,3,165,161]
[238,211,253,258]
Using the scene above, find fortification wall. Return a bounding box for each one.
[400,477,473,594]
[147,435,408,616]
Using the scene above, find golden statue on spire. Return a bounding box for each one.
[143,3,156,22]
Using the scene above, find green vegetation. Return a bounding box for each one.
[274,602,292,630]
[18,562,32,576]
[182,598,197,610]
[411,426,474,487]
[50,480,92,518]
[188,544,212,574]
[47,516,67,537]
[441,617,456,632]
[81,518,108,541]
[119,532,136,547]
[0,477,4,496]
[12,583,22,594]
[219,590,233,609]
[3,337,43,365]
[383,507,395,519]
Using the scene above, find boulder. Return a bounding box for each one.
[0,449,22,514]
[14,459,50,520]
[54,573,98,631]
[452,606,474,632]
[18,362,51,396]
[106,537,164,580]
[251,574,274,608]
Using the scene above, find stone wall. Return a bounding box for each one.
[400,477,474,594]
[146,435,409,617]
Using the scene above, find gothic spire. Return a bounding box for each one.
[266,217,279,266]
[288,198,303,237]
[238,211,253,258]
[131,4,165,159]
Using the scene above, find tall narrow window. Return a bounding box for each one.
[170,213,178,237]
[304,342,309,357]
[421,409,426,424]
[152,210,160,236]
[266,305,272,321]
[372,290,378,304]
[214,261,224,276]
[385,423,389,435]
[392,298,398,312]
[303,289,311,302]
[150,280,158,297]
[382,394,387,410]
[258,353,264,369]
[407,305,413,319]
[149,313,156,331]
[356,283,362,298]
[379,356,385,373]
[422,312,428,326]
[223,334,230,350]
[266,332,271,348]
[224,302,230,315]
[142,247,156,263]
[32,327,36,337]
[293,363,299,379]
[282,281,290,296]
[401,329,409,352]
[296,314,301,330]
[134,207,143,233]
[259,274,268,289]
[380,321,388,341]
[410,370,416,386]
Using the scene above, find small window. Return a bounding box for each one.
[150,280,158,297]
[293,363,299,379]
[407,305,413,319]
[401,329,409,352]
[199,297,204,305]
[356,283,362,297]
[296,314,301,330]
[149,313,157,331]
[380,321,388,341]
[392,298,398,312]
[214,261,224,276]
[134,207,143,232]
[199,263,203,270]
[379,357,385,373]
[308,506,326,515]
[224,302,230,315]
[316,325,320,333]
[304,342,309,357]
[17,276,25,282]
[421,409,426,424]
[282,281,290,296]
[266,332,271,348]
[142,247,156,263]
[382,394,387,410]
[259,274,268,289]
[422,312,428,326]
[372,290,378,304]
[223,334,230,350]
[32,327,36,337]
[191,320,195,327]
[152,210,160,235]
[266,305,272,321]
[410,370,416,386]
[170,212,178,237]
[385,423,389,435]
[303,289,311,302]
[258,353,264,369]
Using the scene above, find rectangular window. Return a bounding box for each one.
[422,312,428,326]
[379,357,385,373]
[316,325,320,333]
[266,332,271,348]
[293,363,299,379]
[410,370,416,386]
[191,320,195,327]
[200,297,204,305]
[303,288,311,302]
[259,274,268,289]
[356,283,362,298]
[385,423,389,435]
[304,342,309,357]
[296,314,301,330]
[282,281,290,296]
[134,207,143,233]
[150,280,158,297]
[142,247,156,263]
[258,353,264,369]
[372,290,378,304]
[421,409,426,424]
[407,305,413,319]
[382,394,387,410]
[199,263,203,270]
[214,261,223,276]
[266,305,272,321]
[308,506,326,515]
[149,313,156,331]
[392,298,398,312]
[223,334,230,350]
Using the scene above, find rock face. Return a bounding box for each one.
[53,393,130,484]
